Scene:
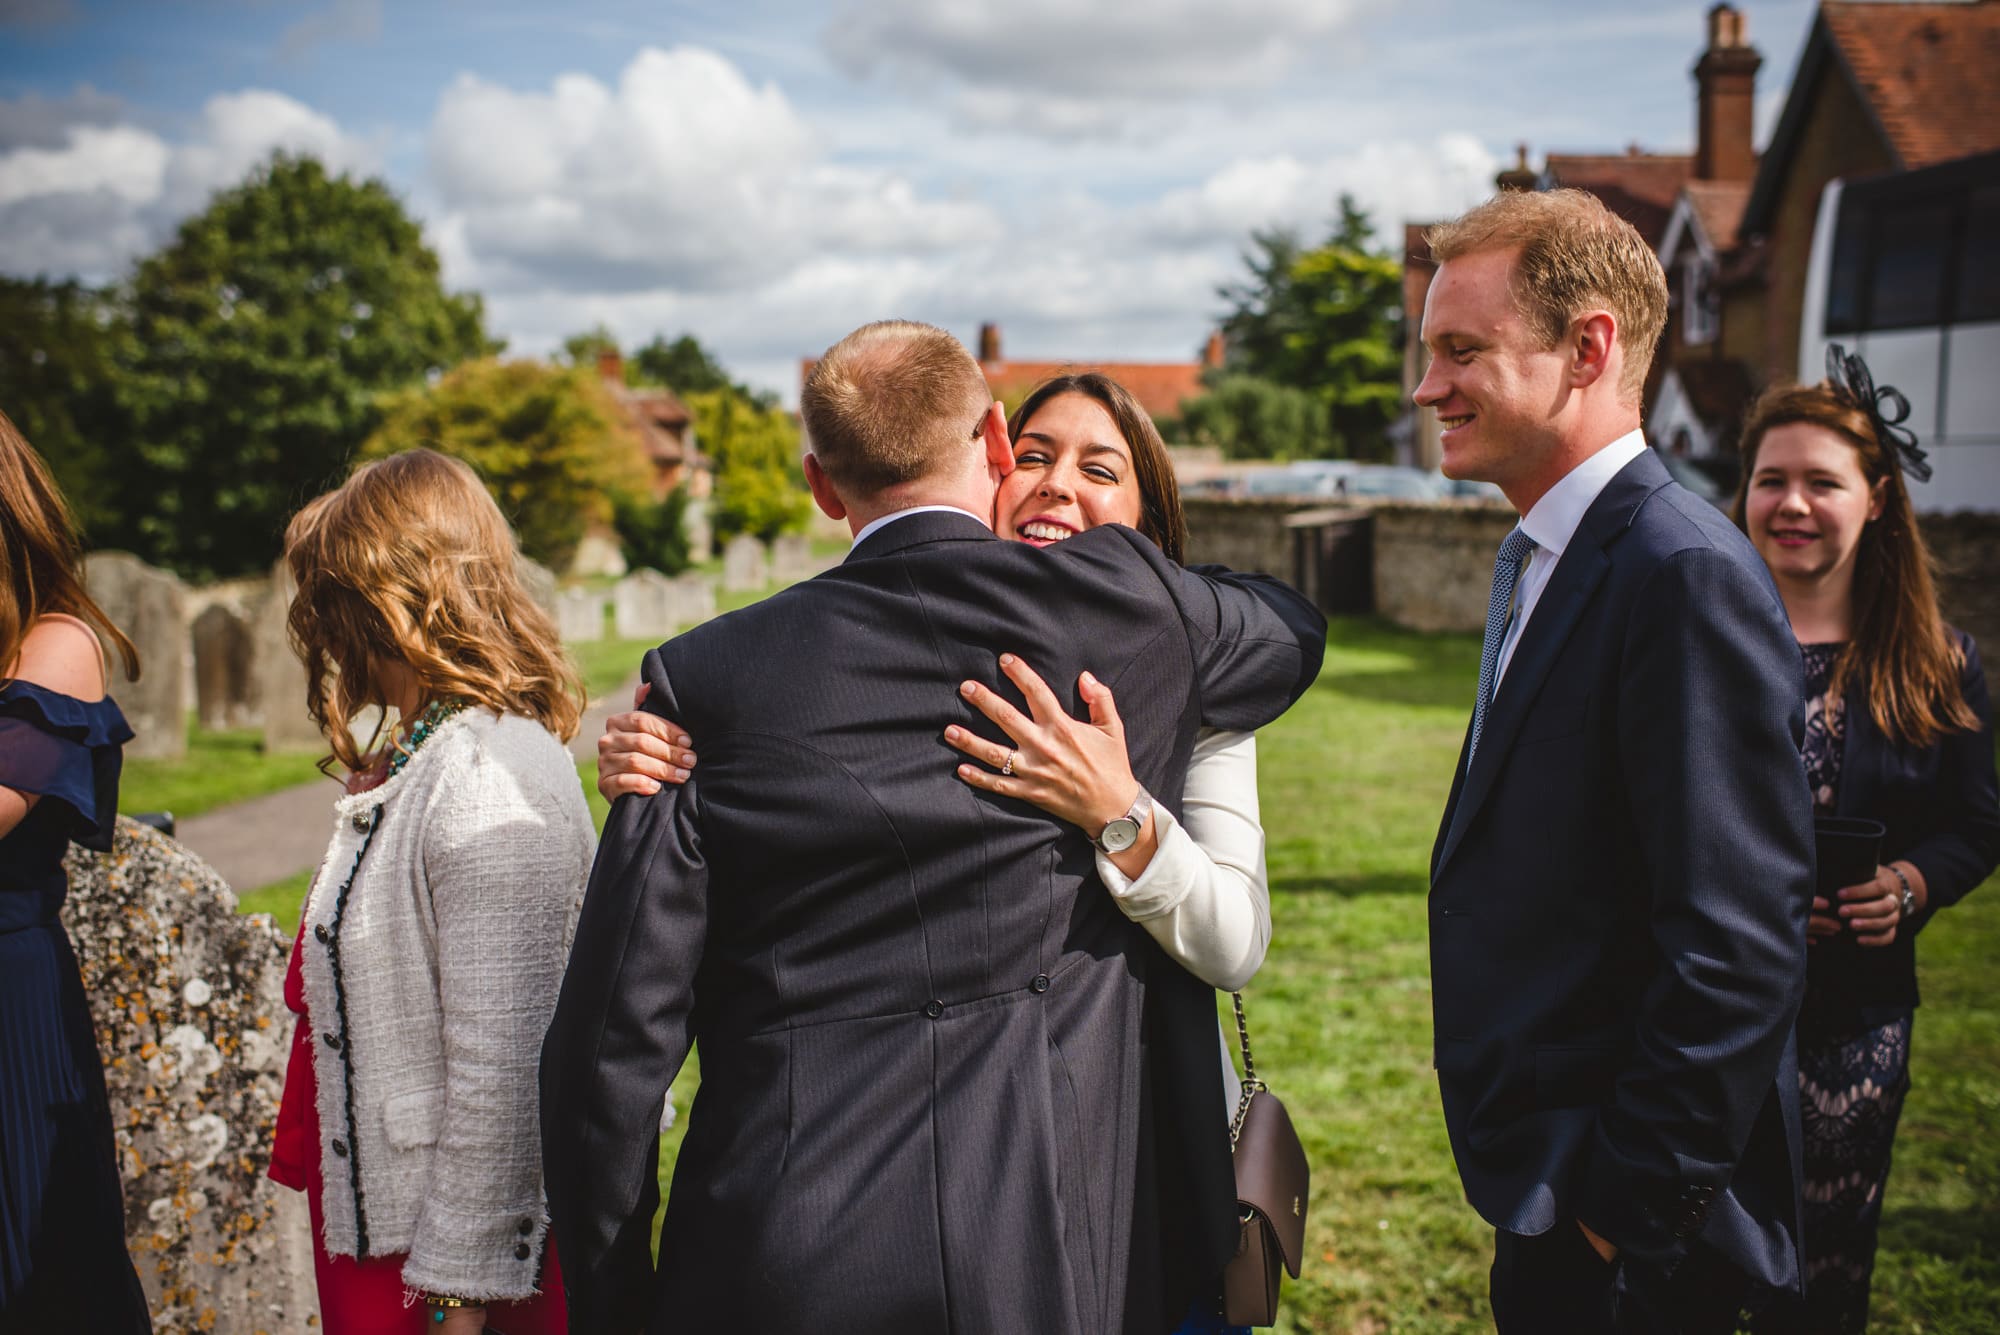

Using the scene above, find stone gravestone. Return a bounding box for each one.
[252,561,322,752]
[515,555,560,626]
[682,496,714,564]
[81,552,188,760]
[721,534,769,592]
[612,569,677,641]
[190,603,257,732]
[668,573,717,629]
[771,533,815,584]
[63,818,318,1333]
[556,587,606,644]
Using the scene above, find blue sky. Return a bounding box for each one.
[1,0,1817,399]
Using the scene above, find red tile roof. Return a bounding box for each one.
[1823,1,2000,169]
[980,360,1208,420]
[1683,179,1754,251]
[1543,151,1695,247]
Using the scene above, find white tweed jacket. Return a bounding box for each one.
[299,707,593,1300]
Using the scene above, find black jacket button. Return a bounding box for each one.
[1030,974,1050,993]
[314,924,330,943]
[322,1032,341,1050]
[923,1000,944,1019]
[515,1242,532,1260]
[331,1139,347,1157]
[518,1218,535,1235]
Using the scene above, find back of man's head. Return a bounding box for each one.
[802,321,993,496]
[1425,189,1667,405]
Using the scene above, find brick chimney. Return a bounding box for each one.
[1693,3,1761,182]
[977,322,1002,365]
[1495,143,1538,192]
[1202,330,1226,369]
[597,347,624,384]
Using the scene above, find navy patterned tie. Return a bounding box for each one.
[1470,527,1538,762]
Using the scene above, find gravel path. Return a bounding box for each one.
[174,677,638,893]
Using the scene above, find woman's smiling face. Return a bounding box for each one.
[1744,421,1884,588]
[995,392,1143,547]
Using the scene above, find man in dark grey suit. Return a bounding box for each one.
[540,320,1325,1334]
[1416,190,1813,1332]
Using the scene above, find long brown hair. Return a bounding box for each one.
[1731,383,1975,750]
[1011,372,1188,564]
[283,448,584,774]
[0,408,139,684]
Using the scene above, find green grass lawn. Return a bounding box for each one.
[233,610,2000,1333]
[118,721,324,821]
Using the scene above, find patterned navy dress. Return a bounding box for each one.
[0,679,151,1333]
[1749,644,1911,1335]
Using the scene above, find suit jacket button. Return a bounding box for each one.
[1029,974,1050,994]
[314,923,330,943]
[923,1000,944,1019]
[515,1242,532,1260]
[330,1138,347,1157]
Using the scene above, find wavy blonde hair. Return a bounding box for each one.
[284,448,584,774]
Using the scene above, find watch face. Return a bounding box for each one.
[1098,816,1141,853]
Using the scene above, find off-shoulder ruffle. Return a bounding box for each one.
[0,680,132,847]
[0,680,134,750]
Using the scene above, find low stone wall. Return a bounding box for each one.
[1181,497,1321,578]
[1370,502,1519,633]
[1928,512,2000,665]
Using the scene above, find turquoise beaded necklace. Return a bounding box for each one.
[387,698,469,779]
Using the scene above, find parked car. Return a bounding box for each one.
[1441,475,1510,504]
[1340,465,1449,501]
[1241,461,1357,500]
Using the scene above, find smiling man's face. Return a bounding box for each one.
[1414,246,1572,500]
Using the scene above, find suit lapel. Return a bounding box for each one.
[1433,450,1673,880]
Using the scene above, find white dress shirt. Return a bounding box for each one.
[851,504,991,548]
[1494,430,1649,690]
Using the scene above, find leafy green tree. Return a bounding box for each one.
[685,388,810,543]
[1210,194,1404,460]
[0,277,135,539]
[611,487,692,574]
[118,153,493,578]
[362,359,648,571]
[561,325,622,375]
[1177,373,1335,461]
[632,333,734,396]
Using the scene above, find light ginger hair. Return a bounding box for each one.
[801,320,993,494]
[283,448,584,775]
[1426,189,1668,403]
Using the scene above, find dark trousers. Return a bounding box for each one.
[1492,1226,1752,1335]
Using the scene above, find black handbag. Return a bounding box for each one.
[1220,991,1309,1327]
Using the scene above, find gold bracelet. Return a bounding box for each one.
[426,1292,486,1309]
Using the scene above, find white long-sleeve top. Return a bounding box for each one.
[1094,727,1269,992]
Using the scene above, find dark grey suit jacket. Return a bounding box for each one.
[541,511,1325,1334]
[1429,450,1815,1286]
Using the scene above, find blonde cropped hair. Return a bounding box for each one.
[283,448,584,775]
[1426,189,1668,403]
[801,320,993,493]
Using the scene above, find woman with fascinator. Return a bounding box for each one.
[1733,347,2000,1333]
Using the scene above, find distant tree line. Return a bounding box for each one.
[1,151,807,582]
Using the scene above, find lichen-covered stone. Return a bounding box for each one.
[63,816,320,1333]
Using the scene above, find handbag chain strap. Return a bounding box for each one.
[1227,990,1267,1150]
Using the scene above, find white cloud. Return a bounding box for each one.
[0,88,375,280]
[424,46,999,296]
[823,0,1376,137]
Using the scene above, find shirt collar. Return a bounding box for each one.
[850,504,993,549]
[1517,429,1649,559]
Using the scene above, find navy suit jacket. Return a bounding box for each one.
[541,513,1325,1335]
[1428,449,1815,1286]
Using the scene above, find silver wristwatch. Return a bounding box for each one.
[1092,788,1153,854]
[1890,863,1917,921]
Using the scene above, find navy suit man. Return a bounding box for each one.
[1414,190,1814,1333]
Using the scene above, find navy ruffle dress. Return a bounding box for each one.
[0,679,151,1332]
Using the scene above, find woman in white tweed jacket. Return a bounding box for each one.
[267,449,592,1335]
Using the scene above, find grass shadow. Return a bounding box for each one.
[1882,1202,2000,1263]
[1272,870,1431,898]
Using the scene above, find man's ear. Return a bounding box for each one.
[802,452,847,521]
[1570,311,1618,391]
[980,401,1014,479]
